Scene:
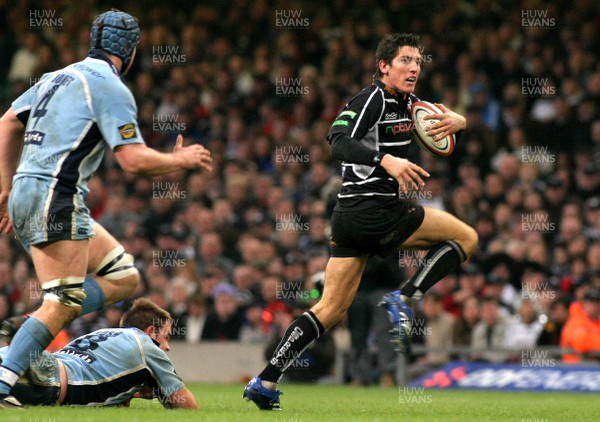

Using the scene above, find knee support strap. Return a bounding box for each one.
[94,246,138,280]
[43,277,86,307]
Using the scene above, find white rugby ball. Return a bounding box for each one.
[410,101,455,157]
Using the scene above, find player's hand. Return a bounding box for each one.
[424,103,466,140]
[173,134,213,172]
[0,190,13,234]
[380,155,430,194]
[133,384,154,400]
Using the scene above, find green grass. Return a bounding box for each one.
[3,383,595,422]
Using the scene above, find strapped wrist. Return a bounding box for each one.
[372,152,386,167]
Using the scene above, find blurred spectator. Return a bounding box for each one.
[104,305,124,329]
[470,297,510,363]
[561,290,600,363]
[184,294,208,344]
[481,274,515,316]
[452,264,484,307]
[537,297,570,346]
[452,296,480,347]
[505,298,543,352]
[197,231,235,277]
[411,292,455,378]
[8,32,40,81]
[201,283,244,340]
[0,294,12,322]
[239,302,268,344]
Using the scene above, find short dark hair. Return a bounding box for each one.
[120,298,172,331]
[374,33,422,79]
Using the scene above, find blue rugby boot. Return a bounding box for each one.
[379,290,414,354]
[243,376,282,410]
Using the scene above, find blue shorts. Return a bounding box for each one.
[9,176,95,251]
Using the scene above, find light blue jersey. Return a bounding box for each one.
[0,327,184,406]
[12,54,144,194]
[9,52,144,248]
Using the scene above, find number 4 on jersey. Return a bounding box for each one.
[32,84,60,129]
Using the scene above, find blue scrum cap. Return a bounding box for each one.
[90,9,140,68]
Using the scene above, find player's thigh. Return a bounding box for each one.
[87,223,122,273]
[31,239,90,281]
[311,256,368,328]
[400,206,476,252]
[87,223,139,302]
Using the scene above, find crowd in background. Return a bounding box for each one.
[0,0,599,384]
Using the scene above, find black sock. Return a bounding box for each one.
[259,310,325,383]
[401,240,466,300]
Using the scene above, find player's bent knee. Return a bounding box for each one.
[460,225,479,257]
[94,246,140,300]
[42,277,86,320]
[122,271,140,296]
[94,245,138,281]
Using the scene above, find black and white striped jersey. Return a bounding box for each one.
[327,80,418,211]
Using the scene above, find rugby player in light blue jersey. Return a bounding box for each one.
[1,298,197,408]
[0,9,212,408]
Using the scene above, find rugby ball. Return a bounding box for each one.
[410,101,455,157]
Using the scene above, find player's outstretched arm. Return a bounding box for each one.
[163,386,198,409]
[0,107,25,233]
[114,134,212,177]
[423,103,466,140]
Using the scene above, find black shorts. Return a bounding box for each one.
[330,201,425,257]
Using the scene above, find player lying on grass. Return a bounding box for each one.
[0,298,197,409]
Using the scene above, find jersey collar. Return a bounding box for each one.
[87,48,123,79]
[374,80,409,101]
[120,325,162,347]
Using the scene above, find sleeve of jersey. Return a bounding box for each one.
[142,337,185,398]
[11,86,38,125]
[326,89,384,166]
[93,82,145,150]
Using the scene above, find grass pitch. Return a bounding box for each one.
[3,383,594,422]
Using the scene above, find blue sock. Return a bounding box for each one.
[81,276,106,315]
[0,316,53,395]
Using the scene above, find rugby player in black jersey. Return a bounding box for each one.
[244,33,478,410]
